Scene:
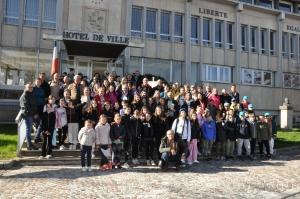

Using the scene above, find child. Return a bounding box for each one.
[106,85,119,106]
[110,114,126,169]
[102,102,114,124]
[130,110,142,165]
[62,89,71,105]
[187,113,201,164]
[66,100,79,150]
[201,115,216,161]
[131,93,143,113]
[95,114,112,170]
[258,115,271,160]
[113,101,121,115]
[207,99,217,121]
[78,119,96,172]
[249,113,258,158]
[215,115,226,161]
[225,115,237,161]
[265,113,277,157]
[119,100,128,116]
[56,99,68,150]
[130,82,139,96]
[141,112,156,166]
[242,96,250,110]
[147,97,156,114]
[43,95,57,112]
[39,104,56,159]
[121,107,134,168]
[236,111,252,161]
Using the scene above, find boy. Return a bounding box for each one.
[119,100,128,116]
[265,113,277,157]
[249,113,258,159]
[215,115,226,160]
[236,111,252,161]
[201,115,216,161]
[258,115,271,160]
[121,107,134,168]
[242,96,250,110]
[225,115,237,161]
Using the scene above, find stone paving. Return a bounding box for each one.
[1,148,300,199]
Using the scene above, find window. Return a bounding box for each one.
[203,19,211,46]
[260,0,274,8]
[206,65,231,83]
[144,58,171,83]
[4,0,20,25]
[190,63,199,85]
[239,0,253,3]
[284,74,300,88]
[282,33,287,57]
[250,27,257,52]
[270,31,276,55]
[42,0,57,28]
[146,10,157,39]
[243,69,273,86]
[227,23,233,49]
[291,35,296,58]
[279,1,292,12]
[160,12,170,41]
[131,7,142,37]
[24,0,39,27]
[191,17,198,44]
[241,25,247,51]
[215,21,222,48]
[260,29,267,54]
[174,14,183,42]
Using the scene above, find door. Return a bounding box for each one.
[91,62,107,79]
[76,60,91,79]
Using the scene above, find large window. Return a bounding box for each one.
[146,10,157,39]
[4,0,20,25]
[291,35,296,58]
[42,0,57,28]
[191,17,198,44]
[227,23,234,49]
[129,57,142,75]
[144,58,171,82]
[174,14,183,42]
[206,65,231,83]
[260,29,267,54]
[279,1,292,12]
[239,0,253,3]
[24,0,39,27]
[160,12,170,41]
[284,74,300,88]
[243,69,273,86]
[270,31,276,55]
[250,27,257,52]
[282,33,288,57]
[241,25,247,51]
[131,7,142,37]
[203,19,211,46]
[260,0,274,8]
[215,21,222,48]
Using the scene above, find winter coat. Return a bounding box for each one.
[94,94,110,112]
[131,102,143,113]
[249,121,258,139]
[40,111,56,134]
[190,120,201,140]
[78,127,96,146]
[83,109,98,123]
[20,91,39,117]
[67,83,84,104]
[130,116,142,138]
[117,92,134,105]
[229,91,240,103]
[220,94,231,105]
[207,105,217,120]
[141,120,155,138]
[202,120,216,141]
[236,119,252,139]
[225,121,237,141]
[121,114,134,140]
[95,123,112,145]
[257,121,271,142]
[216,122,227,142]
[33,86,45,106]
[152,116,169,139]
[181,100,195,112]
[102,109,114,124]
[207,94,220,108]
[109,122,126,142]
[106,92,119,106]
[159,133,188,157]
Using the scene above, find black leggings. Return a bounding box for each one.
[144,139,154,160]
[259,140,270,155]
[156,137,162,160]
[112,143,122,164]
[132,137,139,159]
[57,125,68,145]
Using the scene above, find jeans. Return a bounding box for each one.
[40,132,53,157]
[112,143,122,164]
[144,139,154,160]
[161,152,181,167]
[216,141,226,157]
[80,145,92,167]
[99,145,109,166]
[203,140,214,156]
[237,138,251,156]
[259,140,270,156]
[24,116,42,147]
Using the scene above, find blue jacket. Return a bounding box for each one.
[202,120,216,141]
[33,86,45,106]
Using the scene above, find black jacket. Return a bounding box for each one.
[181,101,196,111]
[152,116,169,139]
[237,119,251,139]
[40,80,50,99]
[225,121,237,141]
[102,109,114,124]
[40,112,56,133]
[118,92,134,105]
[131,102,143,113]
[83,109,98,123]
[110,122,126,142]
[20,91,38,117]
[216,122,227,142]
[190,120,201,140]
[141,120,155,138]
[130,116,142,138]
[133,75,143,88]
[121,114,134,140]
[152,85,164,94]
[220,94,231,105]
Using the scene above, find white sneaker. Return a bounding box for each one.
[146,160,150,166]
[187,161,193,165]
[46,155,52,159]
[82,167,87,171]
[193,160,200,164]
[198,152,202,155]
[39,156,44,159]
[123,162,130,169]
[59,145,64,150]
[151,160,156,166]
[88,166,92,172]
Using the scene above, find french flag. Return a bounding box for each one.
[51,41,59,77]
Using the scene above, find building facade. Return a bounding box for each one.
[1,0,300,122]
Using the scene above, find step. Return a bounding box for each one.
[20,148,92,157]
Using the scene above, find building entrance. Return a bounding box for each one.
[74,58,108,81]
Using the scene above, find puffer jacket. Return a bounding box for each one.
[130,116,142,138]
[95,123,112,145]
[20,91,38,117]
[110,122,126,142]
[78,127,96,146]
[216,121,227,142]
[121,114,134,140]
[159,133,188,157]
[67,83,84,104]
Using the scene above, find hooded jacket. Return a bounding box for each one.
[109,122,126,142]
[121,114,134,140]
[236,118,252,139]
[202,120,216,141]
[216,121,227,142]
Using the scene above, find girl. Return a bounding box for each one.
[195,93,205,114]
[217,103,226,121]
[131,93,143,114]
[62,89,71,105]
[160,84,170,100]
[80,87,93,114]
[207,88,220,108]
[102,102,114,124]
[152,90,161,105]
[57,99,68,150]
[215,115,227,161]
[43,95,57,112]
[139,106,148,122]
[130,110,142,165]
[152,106,169,167]
[187,113,201,165]
[95,115,112,170]
[112,101,121,115]
[106,85,119,106]
[181,92,195,114]
[78,120,96,172]
[141,112,156,166]
[95,87,110,114]
[102,79,110,93]
[66,100,79,150]
[158,97,169,116]
[91,83,100,98]
[140,90,148,106]
[83,99,99,127]
[147,97,156,114]
[116,77,128,94]
[110,114,126,169]
[39,104,56,159]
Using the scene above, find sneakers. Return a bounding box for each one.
[187,161,193,165]
[34,138,43,143]
[46,155,52,159]
[180,162,186,167]
[216,156,220,161]
[82,167,87,171]
[175,164,181,171]
[73,144,76,150]
[27,145,39,150]
[69,144,73,150]
[221,156,224,161]
[99,165,106,170]
[88,166,92,172]
[151,160,156,166]
[39,156,44,159]
[123,162,130,169]
[132,159,139,165]
[197,151,202,156]
[107,161,112,170]
[59,145,66,150]
[136,159,140,165]
[162,166,168,172]
[158,160,162,168]
[230,156,234,160]
[146,160,151,166]
[193,160,200,164]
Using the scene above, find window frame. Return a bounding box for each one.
[241,25,247,51]
[242,69,273,86]
[4,0,20,25]
[131,7,143,38]
[270,31,276,56]
[160,11,170,41]
[227,23,234,50]
[260,29,267,54]
[206,65,231,83]
[250,27,257,53]
[239,0,254,4]
[260,0,274,8]
[42,0,57,29]
[215,20,223,48]
[174,13,184,43]
[145,9,157,39]
[279,1,293,13]
[191,16,199,45]
[203,18,211,46]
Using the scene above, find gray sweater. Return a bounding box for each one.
[95,123,112,145]
[78,127,96,146]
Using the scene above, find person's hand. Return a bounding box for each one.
[171,149,176,156]
[115,140,119,145]
[236,139,238,142]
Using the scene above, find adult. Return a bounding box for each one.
[127,73,133,83]
[159,130,188,172]
[89,73,100,85]
[165,92,179,127]
[39,72,50,102]
[68,75,84,104]
[132,70,143,88]
[20,83,41,150]
[67,68,75,84]
[59,76,70,99]
[117,84,133,105]
[49,73,63,103]
[33,78,45,117]
[111,71,117,80]
[220,88,231,105]
[94,87,110,113]
[160,84,170,100]
[152,79,164,94]
[170,83,180,98]
[139,78,153,97]
[89,76,99,92]
[203,85,212,99]
[100,70,109,85]
[181,92,195,113]
[229,85,240,103]
[116,77,128,94]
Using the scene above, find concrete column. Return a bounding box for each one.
[293,2,298,14]
[156,9,161,59]
[297,31,300,67]
[279,105,293,130]
[235,3,243,84]
[123,0,132,75]
[171,11,175,60]
[17,0,24,47]
[258,27,261,69]
[274,0,279,9]
[36,0,43,49]
[184,1,191,85]
[247,24,251,69]
[0,0,3,46]
[287,32,291,73]
[55,0,64,52]
[276,12,285,88]
[224,20,227,66]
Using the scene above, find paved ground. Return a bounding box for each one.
[1,148,300,199]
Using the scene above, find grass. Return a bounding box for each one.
[0,124,18,160]
[275,127,300,149]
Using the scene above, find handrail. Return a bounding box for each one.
[15,110,25,157]
[15,110,22,124]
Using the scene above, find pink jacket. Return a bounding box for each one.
[207,94,220,108]
[106,92,119,106]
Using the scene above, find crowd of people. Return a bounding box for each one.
[19,69,277,172]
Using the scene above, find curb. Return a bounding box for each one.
[273,188,300,199]
[0,160,15,170]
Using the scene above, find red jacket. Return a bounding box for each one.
[207,94,220,108]
[94,94,110,113]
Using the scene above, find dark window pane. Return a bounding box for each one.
[131,8,142,37]
[240,0,252,3]
[174,14,183,42]
[260,0,273,8]
[146,10,156,39]
[279,3,292,12]
[203,19,210,45]
[191,17,197,39]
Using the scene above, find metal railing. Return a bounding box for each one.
[15,110,26,157]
